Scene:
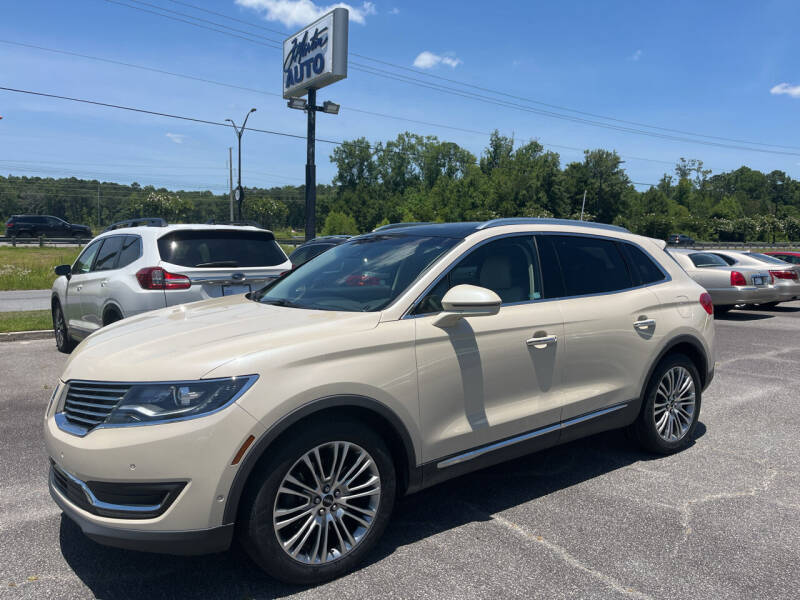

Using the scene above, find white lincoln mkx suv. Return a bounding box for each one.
[44,218,715,584]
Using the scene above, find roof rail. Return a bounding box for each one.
[103,218,168,232]
[205,219,265,229]
[477,217,630,234]
[372,222,434,232]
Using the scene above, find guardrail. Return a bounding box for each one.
[680,242,799,250]
[0,235,306,247]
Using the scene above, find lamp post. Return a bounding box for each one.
[225,108,257,221]
[288,93,340,241]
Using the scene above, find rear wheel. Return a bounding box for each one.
[239,418,396,584]
[53,303,76,354]
[632,353,701,454]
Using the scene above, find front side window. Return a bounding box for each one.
[256,235,459,312]
[72,240,103,274]
[94,236,124,271]
[158,230,287,268]
[690,253,729,268]
[545,235,633,297]
[415,236,541,315]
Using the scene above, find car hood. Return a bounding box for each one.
[61,295,381,382]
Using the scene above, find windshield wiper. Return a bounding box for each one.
[195,260,239,267]
[260,298,304,309]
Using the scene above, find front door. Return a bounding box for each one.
[413,235,565,462]
[65,239,103,334]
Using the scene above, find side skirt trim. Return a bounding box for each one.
[436,403,628,469]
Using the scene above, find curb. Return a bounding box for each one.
[0,330,54,342]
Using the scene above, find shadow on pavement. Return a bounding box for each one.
[59,424,706,599]
[715,311,773,321]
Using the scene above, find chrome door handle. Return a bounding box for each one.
[634,319,656,330]
[526,335,558,347]
[100,281,108,287]
[76,285,82,292]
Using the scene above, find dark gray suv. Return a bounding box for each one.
[5,215,91,239]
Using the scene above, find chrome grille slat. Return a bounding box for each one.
[62,381,131,431]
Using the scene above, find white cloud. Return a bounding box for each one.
[770,82,800,98]
[235,0,376,27]
[166,133,186,144]
[413,51,462,69]
[628,49,642,61]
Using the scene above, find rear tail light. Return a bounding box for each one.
[730,271,747,287]
[136,267,191,290]
[770,269,798,281]
[6,222,13,228]
[699,292,713,315]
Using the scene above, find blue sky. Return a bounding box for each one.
[1,0,799,198]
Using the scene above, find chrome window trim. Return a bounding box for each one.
[55,375,258,437]
[437,402,628,469]
[401,230,672,319]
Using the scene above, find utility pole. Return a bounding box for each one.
[228,147,234,221]
[225,108,257,221]
[580,189,587,221]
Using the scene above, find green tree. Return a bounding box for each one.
[321,211,359,235]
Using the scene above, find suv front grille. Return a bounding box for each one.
[62,381,131,429]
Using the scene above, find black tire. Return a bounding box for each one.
[103,309,122,326]
[239,417,397,584]
[53,303,76,354]
[714,305,732,316]
[631,353,701,454]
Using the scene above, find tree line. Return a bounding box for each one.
[2,130,800,241]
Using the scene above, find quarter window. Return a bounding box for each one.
[94,236,124,271]
[415,236,541,315]
[545,235,633,297]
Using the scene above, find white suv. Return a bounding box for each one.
[44,219,715,584]
[50,220,291,352]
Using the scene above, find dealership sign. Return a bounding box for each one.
[283,7,349,99]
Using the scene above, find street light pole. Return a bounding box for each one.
[225,108,256,221]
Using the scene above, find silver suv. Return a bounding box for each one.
[44,219,715,584]
[50,221,291,352]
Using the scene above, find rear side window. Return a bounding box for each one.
[546,235,632,297]
[621,243,666,286]
[117,236,142,268]
[158,230,287,268]
[94,236,124,271]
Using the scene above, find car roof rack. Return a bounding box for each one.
[205,219,265,229]
[477,217,630,234]
[103,218,168,232]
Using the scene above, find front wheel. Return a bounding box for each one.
[239,418,396,584]
[631,353,701,454]
[53,303,76,354]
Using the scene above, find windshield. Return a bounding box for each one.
[255,234,460,312]
[689,252,729,267]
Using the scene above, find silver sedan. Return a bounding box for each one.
[667,249,779,314]
[708,250,800,308]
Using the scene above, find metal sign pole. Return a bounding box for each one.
[305,88,317,241]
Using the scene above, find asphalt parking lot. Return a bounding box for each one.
[2,304,800,600]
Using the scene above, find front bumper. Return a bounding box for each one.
[50,472,233,554]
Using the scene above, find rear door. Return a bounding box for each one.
[537,234,665,420]
[155,229,291,305]
[80,235,124,329]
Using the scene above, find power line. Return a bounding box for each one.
[116,0,800,153]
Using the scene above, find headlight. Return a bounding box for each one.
[105,376,257,425]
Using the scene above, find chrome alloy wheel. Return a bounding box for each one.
[273,441,381,565]
[654,366,696,442]
[54,307,66,347]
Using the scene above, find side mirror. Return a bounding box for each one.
[55,264,71,279]
[434,284,502,327]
